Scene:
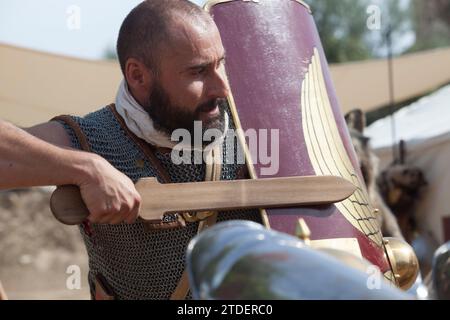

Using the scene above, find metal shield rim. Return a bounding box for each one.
[203,0,312,14]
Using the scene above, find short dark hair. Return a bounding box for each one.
[117,0,211,76]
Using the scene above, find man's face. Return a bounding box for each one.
[144,17,229,137]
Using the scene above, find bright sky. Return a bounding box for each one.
[0,0,412,60]
[0,0,206,60]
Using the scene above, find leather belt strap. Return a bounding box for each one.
[0,280,7,300]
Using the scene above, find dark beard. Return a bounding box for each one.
[143,82,227,144]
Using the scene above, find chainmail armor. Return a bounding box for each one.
[56,105,262,300]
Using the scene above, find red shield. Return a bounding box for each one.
[207,0,394,280]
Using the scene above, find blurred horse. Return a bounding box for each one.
[345,109,404,239]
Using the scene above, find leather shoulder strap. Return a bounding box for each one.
[108,104,185,230]
[52,115,91,152]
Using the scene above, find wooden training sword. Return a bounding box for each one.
[50,176,356,225]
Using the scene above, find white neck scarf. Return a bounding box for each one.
[115,80,228,151]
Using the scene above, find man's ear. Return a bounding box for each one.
[124,58,153,103]
[345,109,366,133]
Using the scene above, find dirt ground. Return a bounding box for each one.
[0,188,90,300]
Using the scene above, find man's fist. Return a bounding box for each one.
[76,155,141,224]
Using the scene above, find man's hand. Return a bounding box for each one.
[75,154,141,224]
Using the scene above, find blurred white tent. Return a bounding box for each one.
[366,84,450,244]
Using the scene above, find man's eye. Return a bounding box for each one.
[191,67,206,75]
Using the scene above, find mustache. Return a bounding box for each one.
[196,98,227,113]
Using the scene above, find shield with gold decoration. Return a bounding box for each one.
[205,0,402,285]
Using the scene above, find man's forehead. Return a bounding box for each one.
[164,16,225,64]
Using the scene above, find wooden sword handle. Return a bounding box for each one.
[50,185,89,225]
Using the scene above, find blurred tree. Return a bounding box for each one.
[309,0,373,63]
[407,0,450,53]
[383,0,413,48]
[103,46,118,60]
[101,0,448,63]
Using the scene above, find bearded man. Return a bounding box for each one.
[25,0,263,300]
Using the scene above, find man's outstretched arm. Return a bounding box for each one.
[0,119,141,224]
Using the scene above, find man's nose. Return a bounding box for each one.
[208,68,230,99]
